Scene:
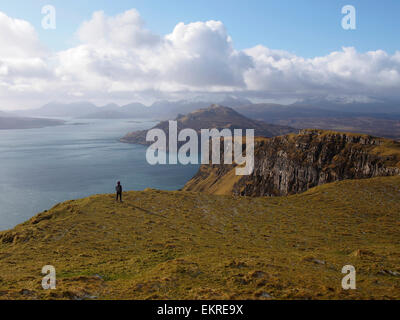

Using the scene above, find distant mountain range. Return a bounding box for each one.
[12,102,101,118]
[9,96,400,119]
[292,96,400,114]
[4,96,400,137]
[12,96,252,120]
[233,101,400,139]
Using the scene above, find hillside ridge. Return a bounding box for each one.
[0,176,399,300]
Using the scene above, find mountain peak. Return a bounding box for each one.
[209,103,224,108]
[121,105,296,146]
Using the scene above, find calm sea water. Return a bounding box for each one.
[0,119,200,230]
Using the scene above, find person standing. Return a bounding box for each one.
[116,181,123,202]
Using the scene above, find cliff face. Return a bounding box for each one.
[184,129,400,196]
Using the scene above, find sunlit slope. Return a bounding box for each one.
[0,176,399,300]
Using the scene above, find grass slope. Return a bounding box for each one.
[0,177,399,300]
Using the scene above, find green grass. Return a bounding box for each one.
[0,177,399,300]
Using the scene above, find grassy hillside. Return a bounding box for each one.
[0,177,399,300]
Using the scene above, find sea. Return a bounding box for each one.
[0,118,200,230]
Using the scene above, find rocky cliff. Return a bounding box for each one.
[183,129,400,196]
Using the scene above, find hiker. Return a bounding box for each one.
[116,181,123,202]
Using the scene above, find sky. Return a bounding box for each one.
[0,0,399,110]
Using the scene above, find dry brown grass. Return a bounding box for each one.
[0,176,399,300]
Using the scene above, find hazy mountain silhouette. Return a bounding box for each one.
[234,101,400,139]
[14,102,99,118]
[121,104,296,148]
[292,96,400,115]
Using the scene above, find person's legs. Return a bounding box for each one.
[117,192,122,202]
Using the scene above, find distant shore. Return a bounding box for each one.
[0,116,65,130]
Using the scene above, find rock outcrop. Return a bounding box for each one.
[183,129,400,196]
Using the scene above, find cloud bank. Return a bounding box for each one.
[0,9,399,109]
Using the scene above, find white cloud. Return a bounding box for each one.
[77,9,160,48]
[0,12,45,59]
[0,12,54,108]
[162,21,252,88]
[244,46,400,98]
[0,9,400,109]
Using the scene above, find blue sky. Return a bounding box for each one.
[0,1,399,109]
[0,0,399,57]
